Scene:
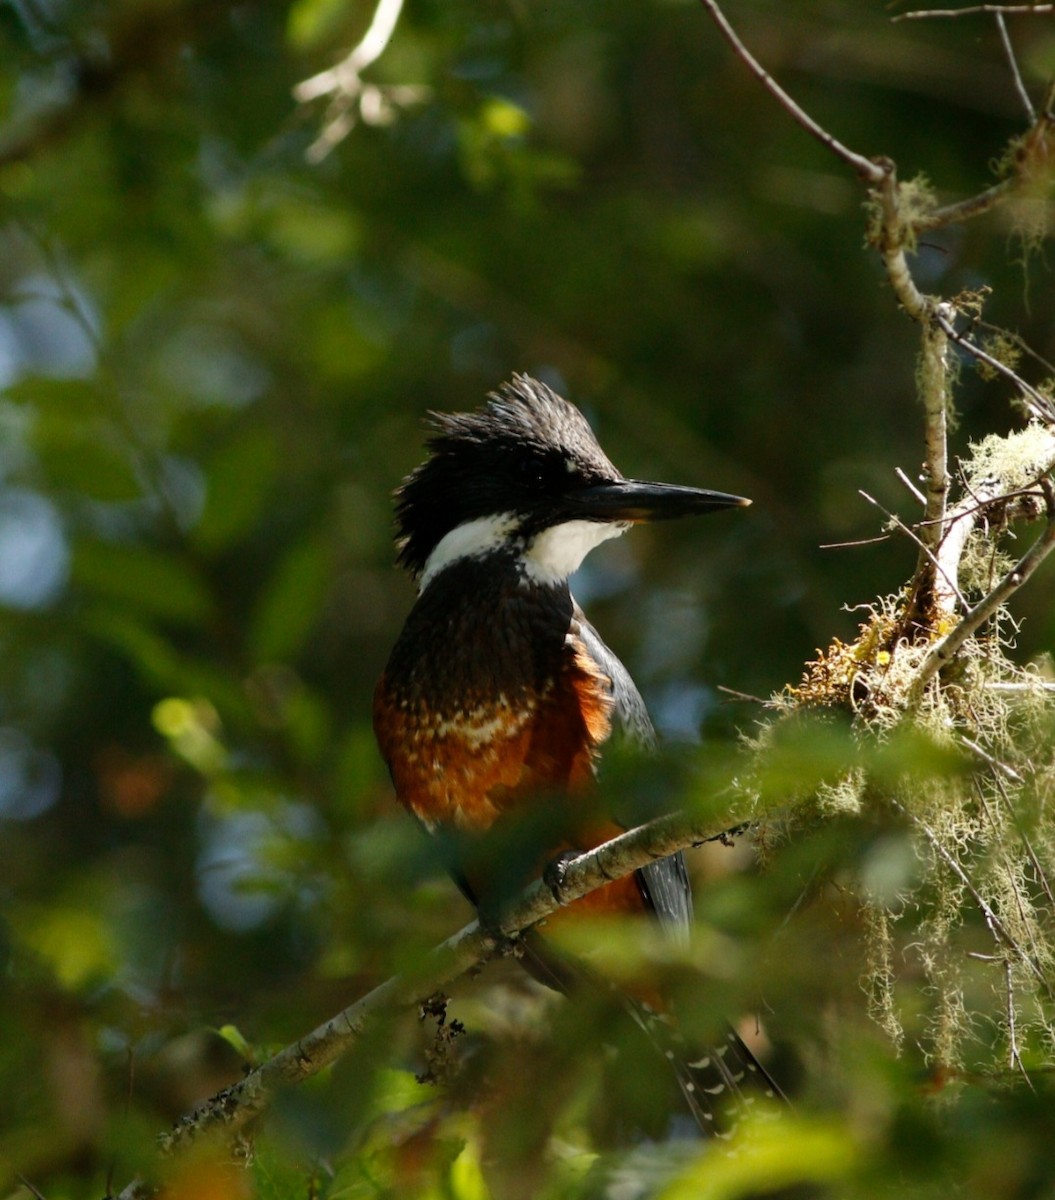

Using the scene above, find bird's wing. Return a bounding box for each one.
[575,610,656,750]
[574,609,693,935]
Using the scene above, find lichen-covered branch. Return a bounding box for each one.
[915,484,1055,692]
[706,0,1055,1078]
[933,307,1055,423]
[894,800,1054,1001]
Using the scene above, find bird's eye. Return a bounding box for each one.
[516,456,554,489]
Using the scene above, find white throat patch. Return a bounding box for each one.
[419,513,628,593]
[523,519,628,585]
[419,513,518,592]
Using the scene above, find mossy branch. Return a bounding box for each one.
[914,480,1055,693]
[703,0,1055,1075]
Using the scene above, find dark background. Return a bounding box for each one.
[0,1,1053,1195]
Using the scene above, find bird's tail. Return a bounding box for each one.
[519,931,785,1136]
[624,1000,786,1137]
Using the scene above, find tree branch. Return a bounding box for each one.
[696,0,885,182]
[115,808,747,1198]
[894,5,1055,20]
[913,177,1021,231]
[914,480,1055,691]
[694,3,955,568]
[893,799,1054,1001]
[293,0,425,161]
[933,307,1055,423]
[994,11,1037,122]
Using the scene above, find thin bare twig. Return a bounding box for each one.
[896,466,928,507]
[960,736,1024,782]
[696,0,885,182]
[994,11,1037,122]
[859,489,969,611]
[933,308,1055,423]
[913,177,1021,231]
[894,5,1055,20]
[819,534,894,549]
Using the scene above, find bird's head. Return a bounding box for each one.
[394,374,750,590]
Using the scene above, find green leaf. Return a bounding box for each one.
[17,903,117,991]
[194,427,279,553]
[249,533,331,663]
[658,1115,859,1200]
[72,539,213,624]
[33,413,141,502]
[215,1023,255,1064]
[83,610,250,720]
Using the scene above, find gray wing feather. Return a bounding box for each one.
[575,608,694,935]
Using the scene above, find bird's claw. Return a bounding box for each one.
[543,850,580,904]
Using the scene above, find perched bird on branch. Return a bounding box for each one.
[374,374,779,1133]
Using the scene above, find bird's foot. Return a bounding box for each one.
[543,850,580,904]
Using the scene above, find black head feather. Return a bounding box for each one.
[394,375,620,576]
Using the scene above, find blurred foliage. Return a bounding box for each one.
[1,0,1054,1197]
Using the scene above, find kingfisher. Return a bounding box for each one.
[373,374,769,1132]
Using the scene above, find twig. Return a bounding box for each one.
[991,771,1055,910]
[984,680,1055,691]
[933,308,1055,422]
[867,171,954,574]
[696,0,885,183]
[973,320,1055,376]
[918,487,1048,528]
[914,484,1055,691]
[932,481,1006,615]
[960,735,1023,782]
[293,0,424,161]
[819,534,893,549]
[1005,958,1034,1083]
[896,466,928,507]
[894,5,1055,20]
[913,177,1021,231]
[919,314,952,548]
[295,0,406,101]
[114,807,743,1196]
[894,801,1054,1001]
[716,683,769,704]
[872,165,933,319]
[994,11,1037,122]
[859,489,968,611]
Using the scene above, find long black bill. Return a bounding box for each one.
[566,479,751,523]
